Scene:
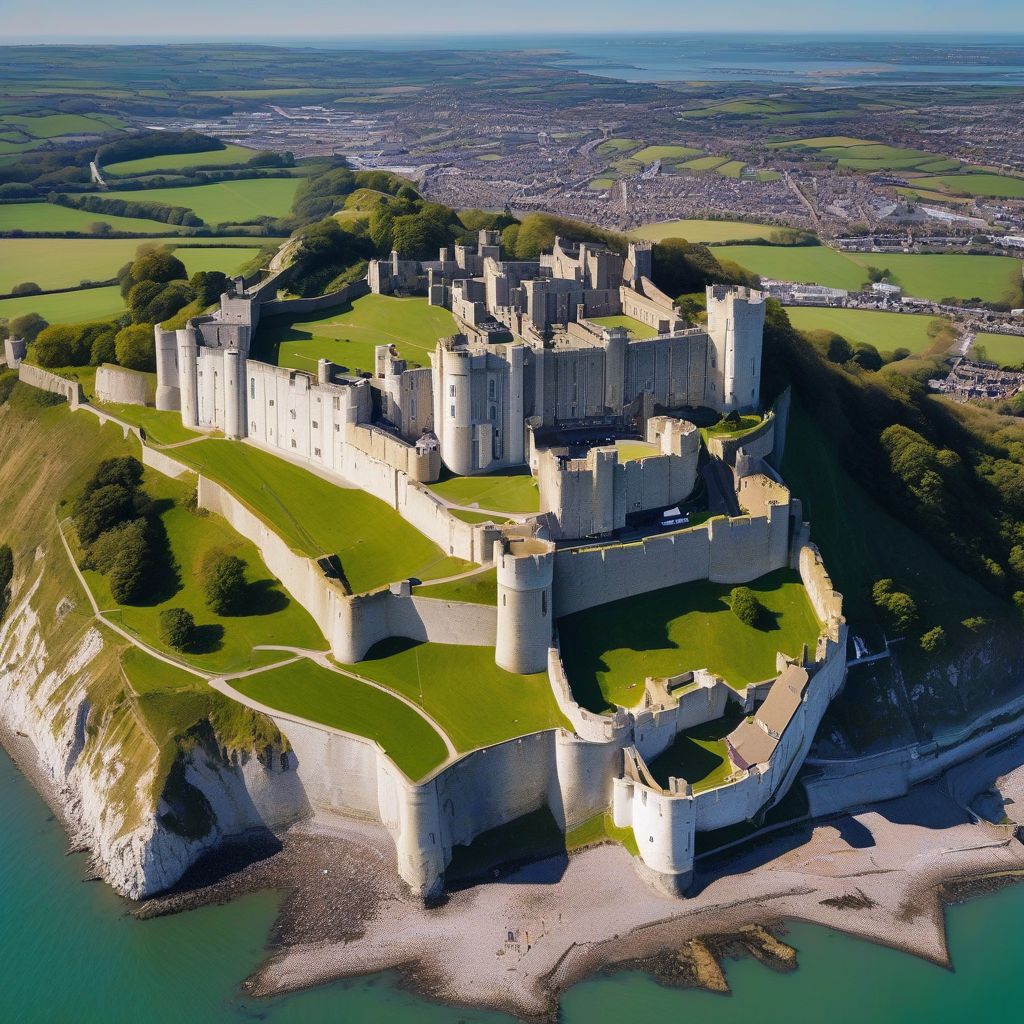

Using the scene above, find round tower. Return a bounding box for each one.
[705,285,766,414]
[154,327,181,411]
[494,536,555,675]
[223,348,245,440]
[175,327,199,429]
[439,346,474,476]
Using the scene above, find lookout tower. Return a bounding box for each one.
[494,536,555,675]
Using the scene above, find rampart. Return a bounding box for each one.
[95,365,149,407]
[705,411,776,466]
[260,279,369,317]
[17,363,82,409]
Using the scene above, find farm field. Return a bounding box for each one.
[766,135,958,173]
[589,314,659,339]
[252,293,458,374]
[970,332,1024,368]
[716,243,1023,304]
[103,144,258,176]
[0,238,263,292]
[167,439,473,592]
[631,219,777,243]
[682,155,729,171]
[910,172,1024,199]
[0,201,188,234]
[230,659,448,781]
[345,638,569,751]
[784,306,953,355]
[0,284,124,323]
[558,569,821,714]
[80,470,327,674]
[103,177,301,224]
[428,467,540,514]
[630,145,702,163]
[1,112,123,139]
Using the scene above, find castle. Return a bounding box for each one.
[57,230,846,901]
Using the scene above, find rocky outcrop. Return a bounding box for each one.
[0,559,309,900]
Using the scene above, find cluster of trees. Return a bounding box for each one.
[651,238,759,301]
[763,302,1024,607]
[53,192,204,228]
[202,552,248,615]
[807,330,909,373]
[0,144,94,188]
[74,457,160,605]
[95,131,223,168]
[729,586,769,629]
[0,544,12,625]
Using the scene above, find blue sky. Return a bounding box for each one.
[5,0,1023,40]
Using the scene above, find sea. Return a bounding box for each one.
[2,743,1023,1024]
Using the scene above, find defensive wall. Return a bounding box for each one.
[259,279,369,318]
[705,410,777,467]
[95,364,149,407]
[17,362,82,409]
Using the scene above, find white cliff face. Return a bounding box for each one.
[0,564,309,900]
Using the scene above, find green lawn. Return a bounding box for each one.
[647,702,744,792]
[94,402,200,445]
[103,178,301,225]
[704,414,762,438]
[229,659,448,781]
[0,238,262,293]
[589,314,659,339]
[970,332,1024,368]
[0,201,188,234]
[558,569,821,714]
[596,138,641,154]
[345,638,568,751]
[428,467,540,513]
[682,155,730,171]
[615,440,659,462]
[81,470,327,673]
[252,294,458,375]
[912,173,1024,199]
[785,306,952,355]
[449,508,511,525]
[631,145,703,163]
[4,112,122,138]
[0,285,124,323]
[716,244,1023,304]
[104,144,259,176]
[167,439,473,592]
[631,219,777,243]
[415,567,498,605]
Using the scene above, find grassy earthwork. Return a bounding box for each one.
[342,638,570,751]
[167,438,474,591]
[784,306,955,356]
[252,293,459,375]
[79,469,327,673]
[969,333,1024,368]
[415,567,498,605]
[557,569,821,714]
[428,466,541,514]
[588,314,659,339]
[228,658,449,781]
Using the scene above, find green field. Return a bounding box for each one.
[682,155,729,171]
[345,638,568,751]
[104,178,301,225]
[970,332,1024,368]
[630,145,702,164]
[0,239,263,293]
[589,314,659,339]
[167,439,473,592]
[229,659,448,781]
[768,136,957,174]
[428,467,540,514]
[596,138,641,154]
[615,440,659,462]
[558,569,821,714]
[0,201,189,235]
[253,294,458,374]
[0,285,124,323]
[415,567,498,605]
[911,173,1024,199]
[94,403,200,445]
[81,470,327,673]
[631,219,777,243]
[3,112,123,139]
[716,244,1023,304]
[784,306,953,355]
[104,144,259,176]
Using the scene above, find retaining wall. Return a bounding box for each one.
[95,365,149,407]
[17,363,82,409]
[260,280,369,317]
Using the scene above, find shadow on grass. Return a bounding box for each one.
[187,623,225,655]
[124,503,181,608]
[221,578,289,617]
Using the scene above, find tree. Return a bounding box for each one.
[10,282,41,296]
[9,312,48,343]
[852,343,883,372]
[159,608,195,651]
[73,483,136,545]
[107,527,152,604]
[920,626,947,653]
[202,553,247,615]
[189,270,228,307]
[86,221,113,236]
[90,330,117,366]
[872,579,919,634]
[114,323,156,371]
[729,586,768,628]
[30,326,74,368]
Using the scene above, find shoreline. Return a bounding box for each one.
[4,716,1024,1020]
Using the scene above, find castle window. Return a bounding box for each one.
[314,447,321,458]
[542,592,547,616]
[291,439,296,448]
[250,421,256,432]
[269,399,275,407]
[249,378,255,399]
[290,408,296,420]
[488,379,496,399]
[312,420,318,429]
[335,424,340,432]
[449,384,456,398]
[450,404,456,418]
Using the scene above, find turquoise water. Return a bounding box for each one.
[2,742,1023,1023]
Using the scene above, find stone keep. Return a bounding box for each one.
[494,537,554,675]
[705,285,766,413]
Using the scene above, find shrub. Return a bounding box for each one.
[729,586,768,628]
[961,616,990,633]
[920,626,947,654]
[872,578,918,634]
[114,323,155,371]
[202,553,247,615]
[90,330,117,366]
[159,608,195,651]
[8,312,48,344]
[10,282,42,296]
